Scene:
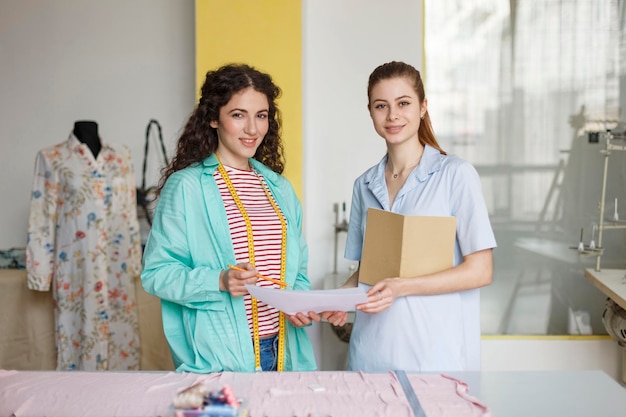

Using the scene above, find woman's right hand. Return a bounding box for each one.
[220,263,258,297]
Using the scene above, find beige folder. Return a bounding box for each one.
[359,208,456,285]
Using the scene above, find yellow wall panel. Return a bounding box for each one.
[195,0,302,196]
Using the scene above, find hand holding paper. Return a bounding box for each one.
[245,284,368,315]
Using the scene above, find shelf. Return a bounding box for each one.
[584,268,626,311]
[599,222,626,230]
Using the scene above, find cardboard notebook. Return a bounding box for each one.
[359,208,456,285]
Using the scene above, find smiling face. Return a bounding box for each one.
[210,87,270,169]
[368,76,427,146]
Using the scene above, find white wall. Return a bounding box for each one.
[0,0,622,383]
[301,0,423,365]
[0,0,195,248]
[481,338,621,380]
[302,0,423,287]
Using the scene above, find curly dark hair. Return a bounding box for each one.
[157,63,285,195]
[367,61,446,155]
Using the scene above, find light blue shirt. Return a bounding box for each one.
[141,154,316,373]
[345,144,497,372]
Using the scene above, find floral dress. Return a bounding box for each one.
[26,134,142,371]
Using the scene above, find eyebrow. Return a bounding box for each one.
[227,108,269,114]
[228,108,248,114]
[372,95,413,103]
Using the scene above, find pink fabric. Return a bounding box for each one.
[0,370,195,417]
[410,374,491,417]
[0,370,490,417]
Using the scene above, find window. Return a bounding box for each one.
[425,0,626,334]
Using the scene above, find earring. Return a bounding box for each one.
[420,115,424,120]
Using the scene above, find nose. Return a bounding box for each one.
[244,117,258,135]
[386,106,399,121]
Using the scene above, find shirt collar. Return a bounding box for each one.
[202,153,281,187]
[67,133,110,157]
[363,144,444,184]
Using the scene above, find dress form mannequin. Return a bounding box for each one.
[29,122,142,370]
[73,120,102,158]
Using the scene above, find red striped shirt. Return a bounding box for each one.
[216,166,284,337]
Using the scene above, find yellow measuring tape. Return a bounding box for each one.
[216,157,287,371]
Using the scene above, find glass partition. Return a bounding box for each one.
[425,0,626,335]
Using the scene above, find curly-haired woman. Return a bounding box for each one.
[141,64,336,373]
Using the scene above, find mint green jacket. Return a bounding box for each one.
[141,154,316,373]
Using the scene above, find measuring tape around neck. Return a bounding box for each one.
[216,156,287,371]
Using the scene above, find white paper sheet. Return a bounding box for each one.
[245,285,368,315]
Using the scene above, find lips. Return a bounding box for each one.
[385,125,404,134]
[240,138,258,147]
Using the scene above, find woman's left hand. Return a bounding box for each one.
[285,311,349,327]
[285,311,319,327]
[356,279,398,314]
[320,311,349,326]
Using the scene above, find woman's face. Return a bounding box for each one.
[210,87,269,169]
[368,77,426,145]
